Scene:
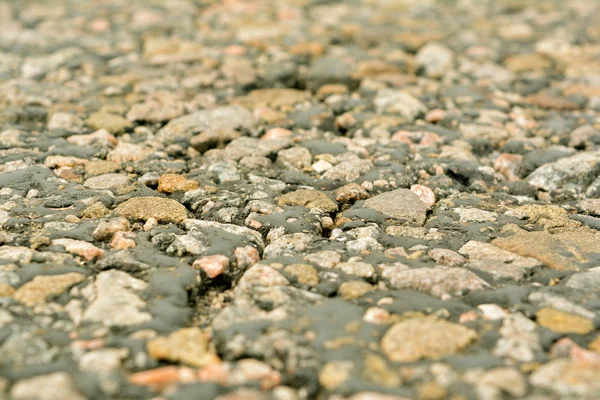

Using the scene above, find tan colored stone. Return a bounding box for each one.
[234,88,309,109]
[335,183,370,203]
[284,264,320,285]
[85,161,120,176]
[505,204,580,229]
[14,273,85,306]
[381,317,477,362]
[526,93,580,110]
[86,111,132,133]
[147,327,220,368]
[113,196,189,223]
[107,142,151,163]
[319,361,353,390]
[277,189,338,213]
[362,353,401,387]
[364,189,428,226]
[536,308,595,335]
[417,382,447,400]
[338,281,375,300]
[504,54,552,72]
[81,202,110,219]
[531,359,600,397]
[157,174,200,193]
[589,335,600,352]
[492,227,600,271]
[0,283,15,297]
[44,155,88,169]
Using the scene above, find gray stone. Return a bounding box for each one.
[83,173,130,190]
[526,150,600,191]
[415,42,454,78]
[363,189,429,226]
[373,89,426,120]
[383,266,489,299]
[157,106,255,143]
[82,270,151,327]
[11,372,85,400]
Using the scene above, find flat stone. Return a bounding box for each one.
[263,233,317,259]
[459,240,541,269]
[52,239,104,261]
[157,174,200,193]
[338,280,375,300]
[453,207,497,223]
[363,189,429,226]
[527,93,581,110]
[526,150,600,192]
[383,266,489,299]
[492,227,600,271]
[465,260,526,281]
[83,173,130,190]
[565,269,600,291]
[234,88,309,108]
[157,105,254,143]
[284,263,320,286]
[277,189,338,213]
[428,248,465,267]
[86,111,132,134]
[535,308,595,335]
[530,359,600,397]
[505,204,579,229]
[147,327,220,368]
[529,292,596,320]
[381,317,477,362]
[373,89,426,121]
[321,159,373,182]
[10,372,85,400]
[85,160,120,176]
[14,272,85,306]
[82,270,151,326]
[113,196,189,223]
[505,53,552,72]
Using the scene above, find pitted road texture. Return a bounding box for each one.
[2,0,600,399]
